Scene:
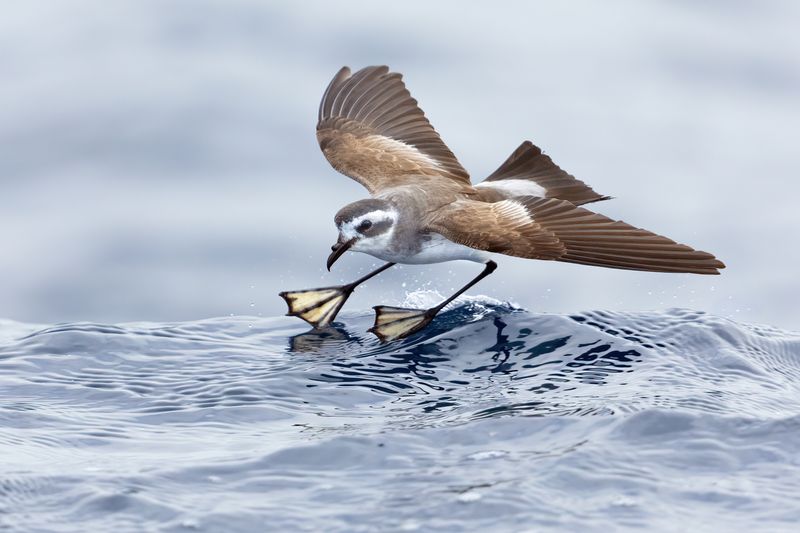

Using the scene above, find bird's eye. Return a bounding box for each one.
[357,220,373,232]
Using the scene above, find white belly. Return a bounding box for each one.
[366,233,490,265]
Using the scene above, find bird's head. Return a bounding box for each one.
[327,198,398,270]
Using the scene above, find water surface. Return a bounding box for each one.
[2,299,800,531]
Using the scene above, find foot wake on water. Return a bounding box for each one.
[2,296,800,531]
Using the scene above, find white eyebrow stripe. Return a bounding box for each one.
[340,209,398,239]
[349,210,398,228]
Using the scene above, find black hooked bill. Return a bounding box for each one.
[327,237,356,271]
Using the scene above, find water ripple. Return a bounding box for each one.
[1,302,799,531]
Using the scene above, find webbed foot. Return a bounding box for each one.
[368,305,437,342]
[279,285,353,329]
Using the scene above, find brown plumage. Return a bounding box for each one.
[483,141,610,206]
[316,65,725,275]
[317,66,470,192]
[428,197,723,274]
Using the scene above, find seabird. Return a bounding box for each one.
[280,66,725,341]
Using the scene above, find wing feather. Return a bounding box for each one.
[317,66,470,193]
[427,197,725,274]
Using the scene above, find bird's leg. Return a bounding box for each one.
[279,262,395,329]
[370,260,498,342]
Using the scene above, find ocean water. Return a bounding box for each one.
[2,296,800,532]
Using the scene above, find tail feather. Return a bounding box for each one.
[477,141,610,206]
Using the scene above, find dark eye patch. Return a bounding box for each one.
[357,220,373,232]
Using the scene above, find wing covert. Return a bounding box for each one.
[426,197,725,274]
[317,66,470,193]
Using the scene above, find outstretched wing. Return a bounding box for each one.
[476,141,609,206]
[426,197,725,274]
[317,66,470,194]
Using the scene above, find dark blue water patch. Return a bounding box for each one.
[307,311,649,419]
[1,303,799,531]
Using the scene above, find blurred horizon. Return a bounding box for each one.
[2,0,799,330]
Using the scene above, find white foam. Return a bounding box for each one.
[400,289,517,314]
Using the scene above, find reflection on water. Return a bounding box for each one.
[309,311,646,418]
